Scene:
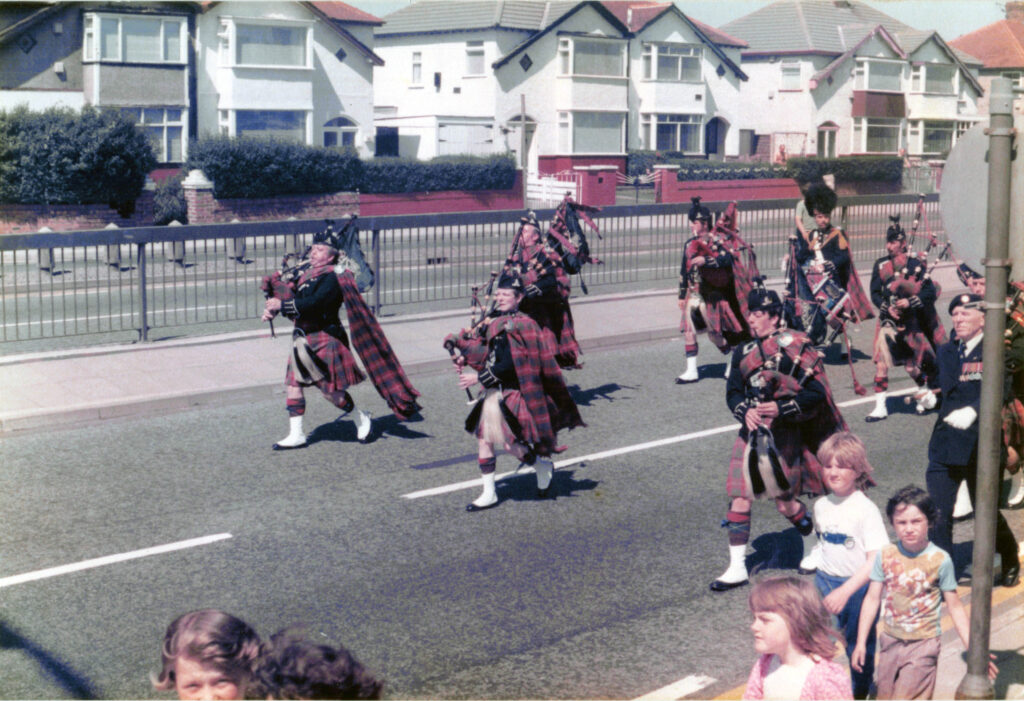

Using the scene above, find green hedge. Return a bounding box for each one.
[786,156,903,183]
[360,154,516,194]
[0,105,155,215]
[186,136,363,199]
[626,151,789,180]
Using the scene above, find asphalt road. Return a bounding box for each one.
[2,329,1016,700]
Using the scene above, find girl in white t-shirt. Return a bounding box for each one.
[743,576,852,700]
[812,432,889,699]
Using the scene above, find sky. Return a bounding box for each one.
[346,0,1009,41]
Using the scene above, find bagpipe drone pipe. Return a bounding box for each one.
[546,194,602,293]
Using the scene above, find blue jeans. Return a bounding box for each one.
[816,570,875,699]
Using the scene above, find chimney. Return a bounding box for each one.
[1008,1,1024,21]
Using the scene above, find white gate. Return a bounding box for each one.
[526,171,579,205]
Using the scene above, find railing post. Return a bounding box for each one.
[37,226,55,274]
[104,222,122,269]
[167,220,186,266]
[137,242,149,342]
[372,228,381,316]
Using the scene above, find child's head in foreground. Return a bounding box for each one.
[247,630,384,700]
[886,485,937,552]
[748,576,840,660]
[153,609,260,700]
[817,431,877,495]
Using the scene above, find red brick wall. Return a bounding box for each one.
[185,189,358,224]
[0,192,155,234]
[657,175,802,203]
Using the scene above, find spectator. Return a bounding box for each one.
[247,630,383,700]
[743,576,852,700]
[812,432,888,699]
[152,609,260,700]
[852,486,997,699]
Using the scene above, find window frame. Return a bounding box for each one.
[641,42,702,82]
[558,111,625,154]
[854,58,903,92]
[465,40,485,77]
[218,109,310,143]
[641,113,703,154]
[324,116,358,149]
[911,62,957,94]
[411,51,422,86]
[83,12,185,64]
[217,16,312,70]
[780,60,801,91]
[557,35,626,78]
[121,107,185,162]
[852,116,902,154]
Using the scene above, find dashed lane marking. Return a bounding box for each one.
[633,674,717,700]
[0,533,233,588]
[401,386,919,500]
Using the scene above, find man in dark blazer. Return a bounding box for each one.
[925,293,1020,587]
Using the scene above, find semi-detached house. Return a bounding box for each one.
[372,0,748,174]
[0,1,384,165]
[721,0,983,160]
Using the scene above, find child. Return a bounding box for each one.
[743,576,853,700]
[153,609,261,700]
[247,629,384,700]
[812,432,889,699]
[852,486,997,699]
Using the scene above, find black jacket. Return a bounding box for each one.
[927,336,983,466]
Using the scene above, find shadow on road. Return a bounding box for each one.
[495,468,598,504]
[568,382,634,406]
[0,620,99,699]
[307,413,430,446]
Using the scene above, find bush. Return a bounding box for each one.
[153,171,187,224]
[786,156,903,183]
[626,150,789,180]
[186,136,363,199]
[0,105,155,215]
[360,154,515,193]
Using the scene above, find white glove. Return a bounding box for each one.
[943,406,977,430]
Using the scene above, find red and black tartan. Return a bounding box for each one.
[462,313,584,456]
[725,330,847,500]
[337,271,421,420]
[1003,398,1024,469]
[679,235,750,353]
[513,242,581,368]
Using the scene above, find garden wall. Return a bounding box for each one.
[0,192,155,234]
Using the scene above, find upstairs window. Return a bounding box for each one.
[780,61,801,90]
[465,41,485,75]
[84,13,184,63]
[559,36,625,77]
[924,63,955,94]
[855,59,902,92]
[642,43,701,82]
[412,51,422,84]
[236,24,307,67]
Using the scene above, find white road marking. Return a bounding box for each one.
[633,674,717,701]
[1,305,233,330]
[0,533,232,588]
[402,386,919,500]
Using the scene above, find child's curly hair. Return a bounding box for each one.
[247,629,383,700]
[152,609,260,691]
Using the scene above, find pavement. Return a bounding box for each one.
[2,262,1022,699]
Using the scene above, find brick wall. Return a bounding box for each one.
[184,187,358,224]
[0,192,155,234]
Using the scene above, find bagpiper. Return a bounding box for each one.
[505,212,582,369]
[675,198,756,384]
[261,226,421,450]
[444,271,584,511]
[865,216,946,421]
[711,282,848,591]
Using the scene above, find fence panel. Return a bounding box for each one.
[0,194,944,345]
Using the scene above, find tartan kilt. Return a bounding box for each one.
[467,388,568,455]
[872,323,935,371]
[682,288,744,344]
[285,329,365,392]
[725,428,826,499]
[1003,397,1024,463]
[522,300,580,369]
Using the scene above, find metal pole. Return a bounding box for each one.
[955,76,1014,701]
[137,242,149,342]
[372,228,381,317]
[521,94,527,208]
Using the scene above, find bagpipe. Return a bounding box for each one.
[260,216,370,336]
[545,194,602,293]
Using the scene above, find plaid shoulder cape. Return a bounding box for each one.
[489,313,584,454]
[337,271,421,420]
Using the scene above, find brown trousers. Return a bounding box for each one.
[875,631,941,700]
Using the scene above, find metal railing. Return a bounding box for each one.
[0,193,943,344]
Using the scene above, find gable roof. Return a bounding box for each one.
[949,19,1024,69]
[309,1,383,25]
[490,1,631,68]
[722,0,912,55]
[0,3,63,48]
[809,23,904,87]
[377,0,577,36]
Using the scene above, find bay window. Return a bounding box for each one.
[216,18,310,68]
[83,13,184,63]
[911,63,956,93]
[641,114,702,153]
[236,110,307,142]
[921,120,954,155]
[642,43,702,82]
[122,107,184,162]
[853,117,901,153]
[558,36,625,77]
[854,59,902,92]
[558,111,624,153]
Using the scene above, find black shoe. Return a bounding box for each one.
[537,486,553,499]
[864,414,887,423]
[272,441,307,451]
[1002,563,1020,588]
[709,578,748,592]
[466,501,498,512]
[797,566,817,575]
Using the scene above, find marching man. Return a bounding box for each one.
[445,271,584,511]
[261,227,420,450]
[711,282,847,591]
